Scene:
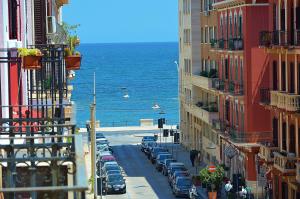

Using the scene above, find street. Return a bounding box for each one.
[101,130,177,199]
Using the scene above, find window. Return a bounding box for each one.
[230,57,233,80]
[205,27,208,43]
[229,13,233,38]
[184,59,191,75]
[183,0,191,14]
[209,27,214,43]
[234,13,238,37]
[220,16,224,38]
[239,13,243,38]
[201,28,204,43]
[184,29,191,44]
[225,58,229,79]
[235,58,239,80]
[240,59,244,82]
[8,0,18,39]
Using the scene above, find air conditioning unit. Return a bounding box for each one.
[47,16,57,34]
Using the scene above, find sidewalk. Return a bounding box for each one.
[164,143,227,199]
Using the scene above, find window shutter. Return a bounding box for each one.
[34,0,46,44]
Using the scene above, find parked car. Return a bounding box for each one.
[189,184,202,199]
[100,155,116,167]
[172,176,192,197]
[141,136,156,143]
[96,138,109,145]
[96,132,105,139]
[156,153,172,172]
[105,174,126,194]
[141,140,156,153]
[162,159,176,176]
[106,170,122,177]
[144,142,157,158]
[97,151,112,159]
[170,170,190,188]
[168,163,187,184]
[150,147,169,164]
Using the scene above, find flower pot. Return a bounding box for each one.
[65,55,81,70]
[22,55,42,70]
[208,191,217,199]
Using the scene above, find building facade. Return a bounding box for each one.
[0,0,87,198]
[258,0,300,198]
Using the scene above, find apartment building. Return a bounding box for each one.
[257,1,300,198]
[210,0,273,196]
[0,0,87,198]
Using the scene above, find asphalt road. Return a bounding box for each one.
[101,130,177,199]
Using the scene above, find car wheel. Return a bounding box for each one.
[123,189,126,194]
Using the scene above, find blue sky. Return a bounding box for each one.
[63,0,178,43]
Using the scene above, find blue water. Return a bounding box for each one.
[71,42,179,127]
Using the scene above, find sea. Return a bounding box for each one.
[71,42,179,127]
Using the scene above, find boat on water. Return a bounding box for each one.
[152,103,160,109]
[123,94,129,98]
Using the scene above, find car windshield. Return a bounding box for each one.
[158,154,172,160]
[166,160,176,166]
[177,178,192,187]
[107,170,121,174]
[108,175,123,182]
[105,165,120,171]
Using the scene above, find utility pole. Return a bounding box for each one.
[90,72,97,199]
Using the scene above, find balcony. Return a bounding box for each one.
[212,78,225,91]
[213,0,245,10]
[259,30,300,47]
[56,0,69,6]
[192,101,219,125]
[258,143,279,163]
[270,91,300,112]
[229,81,244,96]
[296,163,300,183]
[228,38,244,50]
[211,39,226,49]
[273,152,297,173]
[192,70,217,89]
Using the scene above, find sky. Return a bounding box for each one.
[63,0,178,43]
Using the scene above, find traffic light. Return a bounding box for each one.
[163,129,169,137]
[158,118,165,128]
[174,132,180,143]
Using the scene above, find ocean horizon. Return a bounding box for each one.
[71,42,179,127]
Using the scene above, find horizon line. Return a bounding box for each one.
[80,41,179,45]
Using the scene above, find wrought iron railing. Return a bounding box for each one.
[260,30,300,47]
[212,78,225,91]
[228,81,244,95]
[228,38,244,50]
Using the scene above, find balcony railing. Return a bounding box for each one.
[229,81,244,95]
[258,143,279,163]
[273,152,298,173]
[211,38,243,50]
[296,163,300,183]
[270,91,300,112]
[212,119,227,132]
[228,38,244,50]
[259,30,300,47]
[199,69,218,78]
[212,78,225,91]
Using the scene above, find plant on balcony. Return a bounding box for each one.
[208,69,217,78]
[200,70,209,77]
[63,23,82,70]
[196,101,204,107]
[199,165,225,199]
[18,48,43,70]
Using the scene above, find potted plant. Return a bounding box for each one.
[199,165,225,199]
[63,23,81,70]
[18,48,42,70]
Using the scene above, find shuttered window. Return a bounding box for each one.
[8,0,18,40]
[34,0,47,44]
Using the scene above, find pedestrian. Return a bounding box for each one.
[190,149,197,167]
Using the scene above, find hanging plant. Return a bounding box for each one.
[62,23,82,70]
[18,48,43,70]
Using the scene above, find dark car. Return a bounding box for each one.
[105,174,126,194]
[150,147,168,164]
[96,132,105,139]
[155,153,172,172]
[172,177,192,197]
[141,140,156,153]
[162,159,176,176]
[168,163,187,184]
[144,142,157,157]
[170,170,190,188]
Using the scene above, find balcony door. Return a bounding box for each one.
[273,61,278,90]
[272,118,278,147]
[282,122,287,151]
[289,124,296,154]
[290,62,295,93]
[281,61,286,91]
[291,6,295,44]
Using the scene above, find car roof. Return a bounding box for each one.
[96,138,108,141]
[107,174,123,178]
[101,155,115,160]
[99,152,112,156]
[103,161,118,166]
[157,153,171,157]
[170,162,184,166]
[176,176,192,181]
